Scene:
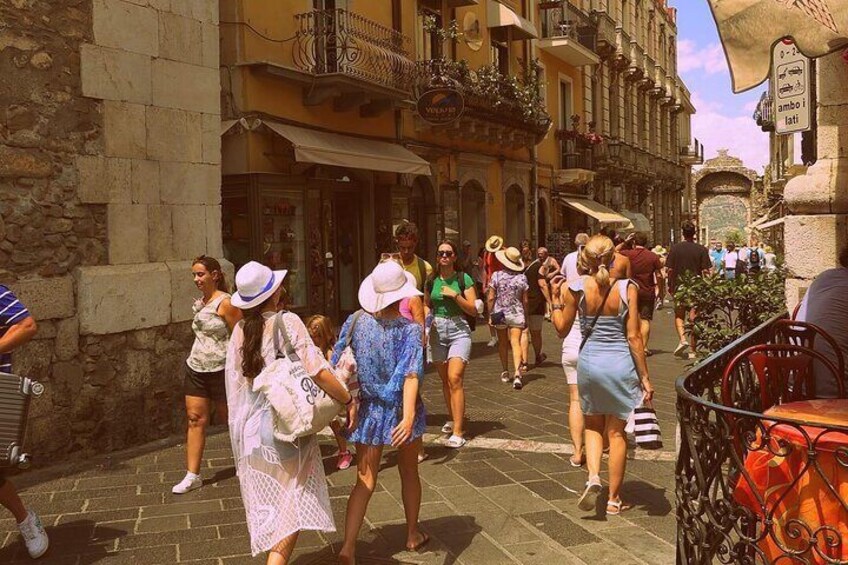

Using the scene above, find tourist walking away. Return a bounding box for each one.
[334,261,428,564]
[763,245,777,273]
[537,246,560,320]
[488,247,529,389]
[425,240,477,449]
[652,245,668,308]
[550,235,654,516]
[0,285,47,559]
[737,243,750,276]
[173,256,242,495]
[795,244,848,397]
[226,261,355,563]
[522,250,548,368]
[710,242,725,275]
[747,241,762,274]
[619,233,664,356]
[306,314,354,471]
[723,243,739,280]
[560,233,589,467]
[666,221,711,359]
[483,235,505,347]
[395,220,432,292]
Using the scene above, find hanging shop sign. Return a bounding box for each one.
[416,87,464,126]
[772,39,811,135]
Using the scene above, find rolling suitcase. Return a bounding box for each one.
[0,372,43,470]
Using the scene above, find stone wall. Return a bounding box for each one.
[1,0,225,461]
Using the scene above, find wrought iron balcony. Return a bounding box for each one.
[414,59,552,144]
[679,138,704,165]
[754,91,775,132]
[538,1,599,66]
[293,8,415,107]
[589,1,616,56]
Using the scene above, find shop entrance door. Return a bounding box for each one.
[321,189,362,322]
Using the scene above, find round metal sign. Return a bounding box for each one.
[416,87,464,126]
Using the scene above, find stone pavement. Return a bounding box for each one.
[0,309,688,564]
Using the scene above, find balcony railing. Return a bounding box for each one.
[556,135,595,171]
[415,60,552,138]
[293,9,415,93]
[676,313,848,563]
[754,91,775,132]
[539,1,597,51]
[680,138,704,164]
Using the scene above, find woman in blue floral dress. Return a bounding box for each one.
[333,260,428,564]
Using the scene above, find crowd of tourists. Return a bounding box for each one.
[3,217,813,564]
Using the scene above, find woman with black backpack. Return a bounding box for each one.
[425,239,478,449]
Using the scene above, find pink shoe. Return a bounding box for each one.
[337,450,354,470]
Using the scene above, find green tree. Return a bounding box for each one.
[724,228,746,246]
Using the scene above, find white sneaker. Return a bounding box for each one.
[673,341,689,358]
[487,337,498,347]
[171,473,203,494]
[18,510,49,559]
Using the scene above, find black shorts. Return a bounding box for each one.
[637,295,655,321]
[184,364,226,401]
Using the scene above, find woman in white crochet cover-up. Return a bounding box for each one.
[226,262,356,563]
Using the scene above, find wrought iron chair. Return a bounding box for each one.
[791,300,802,320]
[772,319,846,379]
[721,344,844,412]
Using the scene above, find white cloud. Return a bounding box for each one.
[678,40,728,77]
[691,94,769,173]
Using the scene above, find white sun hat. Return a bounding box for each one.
[496,246,525,272]
[358,260,422,314]
[231,261,288,309]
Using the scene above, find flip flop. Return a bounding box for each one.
[406,532,430,552]
[606,498,634,515]
[577,480,602,511]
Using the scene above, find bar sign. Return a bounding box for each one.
[772,38,811,135]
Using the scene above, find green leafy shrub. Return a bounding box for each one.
[673,270,786,357]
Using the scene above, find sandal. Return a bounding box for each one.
[606,498,633,515]
[577,478,602,511]
[534,353,547,367]
[336,450,354,470]
[569,450,584,468]
[406,532,430,552]
[441,421,454,435]
[417,450,430,463]
[519,363,529,374]
[500,370,511,383]
[445,434,467,449]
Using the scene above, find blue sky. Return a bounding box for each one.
[674,1,770,172]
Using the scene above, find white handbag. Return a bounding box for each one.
[252,313,347,442]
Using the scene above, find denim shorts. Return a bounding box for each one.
[429,316,472,363]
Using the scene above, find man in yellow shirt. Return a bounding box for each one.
[395,220,432,291]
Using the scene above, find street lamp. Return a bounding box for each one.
[608,138,622,162]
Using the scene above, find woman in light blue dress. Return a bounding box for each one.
[550,235,654,516]
[333,260,428,564]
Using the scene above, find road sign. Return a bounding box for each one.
[771,39,811,134]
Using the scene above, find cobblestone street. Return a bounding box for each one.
[1,311,687,564]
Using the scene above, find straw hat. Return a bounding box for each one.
[231,261,288,309]
[495,246,525,271]
[652,245,668,256]
[358,261,423,314]
[485,235,504,253]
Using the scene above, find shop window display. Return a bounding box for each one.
[261,192,307,309]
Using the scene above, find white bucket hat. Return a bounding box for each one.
[231,261,288,309]
[358,261,422,314]
[496,246,525,272]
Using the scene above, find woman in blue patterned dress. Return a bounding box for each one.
[334,260,429,564]
[550,235,654,516]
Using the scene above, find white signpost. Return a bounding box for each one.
[771,39,811,134]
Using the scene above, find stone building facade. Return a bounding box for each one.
[1,0,224,459]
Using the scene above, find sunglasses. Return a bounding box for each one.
[437,250,455,258]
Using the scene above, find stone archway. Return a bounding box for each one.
[504,184,526,246]
[694,149,758,245]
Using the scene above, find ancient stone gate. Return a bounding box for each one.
[694,149,759,245]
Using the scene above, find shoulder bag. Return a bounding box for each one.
[252,313,348,442]
[579,280,616,351]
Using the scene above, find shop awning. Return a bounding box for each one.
[559,197,630,225]
[261,120,432,176]
[487,0,538,40]
[619,210,652,233]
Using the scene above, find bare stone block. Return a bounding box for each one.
[77,264,171,335]
[159,161,219,205]
[172,205,208,261]
[11,275,75,320]
[107,204,149,264]
[785,278,811,314]
[158,12,202,65]
[77,155,132,204]
[167,260,197,323]
[200,22,219,69]
[201,113,221,165]
[55,317,80,361]
[816,106,848,161]
[92,0,158,57]
[205,205,223,257]
[148,205,176,262]
[81,44,151,104]
[146,107,202,162]
[170,0,218,24]
[131,159,160,204]
[104,101,147,158]
[151,59,219,115]
[818,51,848,106]
[784,214,848,279]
